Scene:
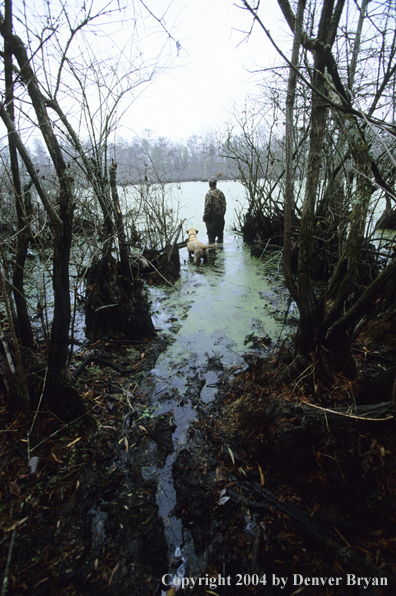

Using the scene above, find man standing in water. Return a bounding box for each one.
[203,177,227,243]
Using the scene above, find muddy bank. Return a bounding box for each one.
[0,339,172,595]
[167,367,396,595]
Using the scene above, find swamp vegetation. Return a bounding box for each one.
[1,0,396,594]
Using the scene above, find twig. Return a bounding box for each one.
[27,367,48,460]
[1,528,16,596]
[302,400,394,421]
[244,480,396,588]
[293,362,315,391]
[144,255,180,289]
[0,262,31,417]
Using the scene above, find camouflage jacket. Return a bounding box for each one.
[203,188,227,220]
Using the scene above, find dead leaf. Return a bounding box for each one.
[9,481,20,497]
[218,488,230,505]
[108,562,119,586]
[33,577,49,589]
[218,496,231,506]
[3,516,28,532]
[28,456,40,474]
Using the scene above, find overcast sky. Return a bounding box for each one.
[7,0,291,147]
[126,0,288,142]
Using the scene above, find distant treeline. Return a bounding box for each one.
[110,133,235,183]
[8,134,234,186]
[8,129,285,188]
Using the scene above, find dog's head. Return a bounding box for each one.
[186,227,199,238]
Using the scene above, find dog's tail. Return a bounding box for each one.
[205,242,217,250]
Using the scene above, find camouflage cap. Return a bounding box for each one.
[209,177,217,186]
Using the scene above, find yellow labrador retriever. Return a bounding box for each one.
[186,228,217,264]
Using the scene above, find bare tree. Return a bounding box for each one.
[0,0,176,418]
[1,22,88,419]
[223,99,288,243]
[3,0,34,352]
[241,0,396,387]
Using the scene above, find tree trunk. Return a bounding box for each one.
[85,161,156,341]
[1,23,85,421]
[110,161,130,282]
[3,0,34,349]
[45,194,81,418]
[318,113,372,337]
[0,264,31,417]
[45,102,156,342]
[327,256,396,342]
[12,192,34,349]
[372,161,396,231]
[294,50,328,354]
[283,0,306,302]
[278,0,347,355]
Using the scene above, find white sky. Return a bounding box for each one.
[6,0,291,147]
[125,0,288,142]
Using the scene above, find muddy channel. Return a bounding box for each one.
[129,234,294,592]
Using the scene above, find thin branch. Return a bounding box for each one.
[240,0,396,136]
